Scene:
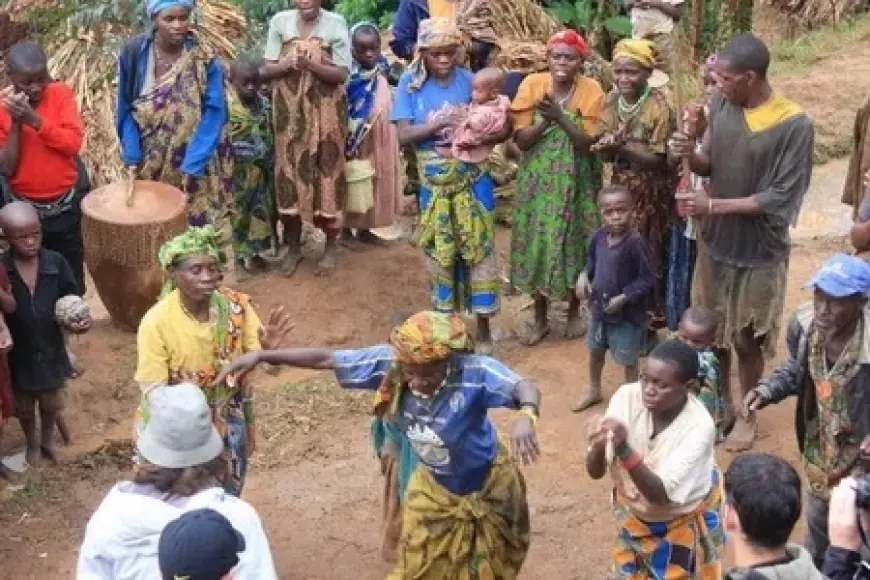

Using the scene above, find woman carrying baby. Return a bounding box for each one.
[391,18,511,353]
[509,30,605,346]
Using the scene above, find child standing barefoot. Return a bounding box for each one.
[677,306,726,441]
[574,186,655,411]
[0,270,14,479]
[1,202,91,466]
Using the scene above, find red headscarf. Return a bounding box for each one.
[547,30,590,59]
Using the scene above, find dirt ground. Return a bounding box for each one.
[0,218,852,579]
[0,9,868,578]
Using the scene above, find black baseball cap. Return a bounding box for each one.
[159,508,246,580]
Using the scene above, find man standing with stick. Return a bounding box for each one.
[669,34,814,451]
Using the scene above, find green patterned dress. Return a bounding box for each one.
[510,112,602,300]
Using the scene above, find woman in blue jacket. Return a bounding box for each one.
[116,0,233,247]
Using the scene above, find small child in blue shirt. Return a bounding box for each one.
[574,186,655,411]
[677,306,726,442]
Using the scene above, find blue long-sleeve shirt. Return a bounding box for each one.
[586,227,655,327]
[116,34,227,177]
[389,0,429,61]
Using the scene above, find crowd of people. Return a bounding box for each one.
[1,0,870,576]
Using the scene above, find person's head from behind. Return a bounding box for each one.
[229,57,262,103]
[148,0,193,50]
[159,226,224,305]
[642,339,699,414]
[547,30,589,85]
[0,201,41,260]
[390,311,472,397]
[7,40,49,106]
[134,383,228,497]
[714,34,770,107]
[471,68,505,105]
[159,508,245,580]
[678,306,718,352]
[597,186,633,237]
[805,253,870,343]
[418,18,462,81]
[351,23,381,70]
[724,453,801,552]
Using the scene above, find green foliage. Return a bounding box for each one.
[229,0,287,23]
[543,0,630,54]
[604,15,631,36]
[334,0,397,27]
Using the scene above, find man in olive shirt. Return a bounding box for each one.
[670,34,814,451]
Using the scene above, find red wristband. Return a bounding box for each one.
[620,450,643,471]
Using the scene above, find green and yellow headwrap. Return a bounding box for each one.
[612,38,656,70]
[389,311,473,365]
[158,225,222,296]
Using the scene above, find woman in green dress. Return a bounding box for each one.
[509,30,605,345]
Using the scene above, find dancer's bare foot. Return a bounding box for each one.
[235,259,254,282]
[314,243,337,277]
[564,310,588,340]
[519,320,550,346]
[572,392,603,412]
[280,249,303,277]
[0,462,18,481]
[25,446,40,468]
[724,415,756,452]
[339,230,366,251]
[358,229,387,247]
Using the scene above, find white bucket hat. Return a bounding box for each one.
[137,383,224,469]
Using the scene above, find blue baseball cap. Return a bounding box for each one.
[159,509,245,580]
[805,253,870,298]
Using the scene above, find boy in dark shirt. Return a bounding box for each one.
[574,186,655,411]
[1,201,90,466]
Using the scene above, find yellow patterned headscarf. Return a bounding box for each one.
[390,311,473,364]
[612,38,656,70]
[373,311,473,416]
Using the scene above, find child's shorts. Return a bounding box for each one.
[587,318,646,366]
[14,387,67,418]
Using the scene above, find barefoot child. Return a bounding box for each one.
[677,306,726,441]
[0,266,14,479]
[228,57,274,279]
[574,186,654,411]
[341,23,402,249]
[1,202,91,466]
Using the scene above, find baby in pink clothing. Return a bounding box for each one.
[431,68,510,163]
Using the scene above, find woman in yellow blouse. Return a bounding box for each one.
[135,226,291,496]
[509,30,605,346]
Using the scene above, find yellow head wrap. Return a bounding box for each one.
[612,38,656,70]
[389,311,473,365]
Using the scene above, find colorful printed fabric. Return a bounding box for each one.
[417,151,494,271]
[132,40,234,252]
[805,325,863,499]
[613,467,725,580]
[135,285,257,496]
[613,38,657,69]
[390,310,474,364]
[272,38,347,224]
[386,444,530,580]
[228,90,274,259]
[599,88,678,327]
[347,57,390,157]
[510,111,602,300]
[696,348,725,438]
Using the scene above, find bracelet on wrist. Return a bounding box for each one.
[518,407,539,426]
[520,402,539,416]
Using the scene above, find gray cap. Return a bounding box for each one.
[138,383,224,469]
